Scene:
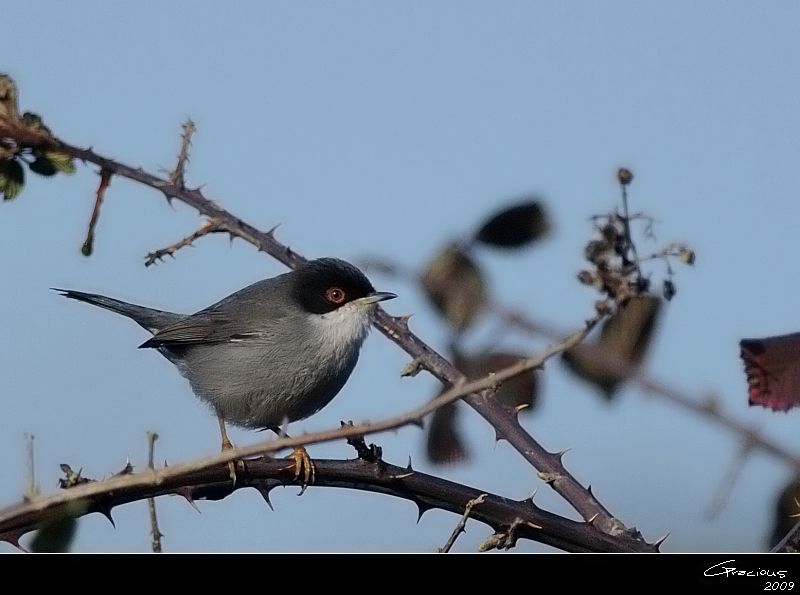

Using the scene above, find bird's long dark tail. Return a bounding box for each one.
[52,288,182,334]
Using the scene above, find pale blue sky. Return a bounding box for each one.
[3,1,800,552]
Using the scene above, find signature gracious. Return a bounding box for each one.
[705,559,789,579]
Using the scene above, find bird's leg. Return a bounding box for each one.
[271,427,315,492]
[217,415,244,484]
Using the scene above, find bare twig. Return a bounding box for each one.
[617,170,641,277]
[0,456,652,553]
[705,444,751,519]
[144,219,224,266]
[24,434,37,501]
[146,432,163,553]
[81,169,111,257]
[169,119,195,189]
[439,493,486,553]
[0,118,629,535]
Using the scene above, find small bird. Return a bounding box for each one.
[55,257,396,484]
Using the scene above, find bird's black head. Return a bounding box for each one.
[291,258,396,315]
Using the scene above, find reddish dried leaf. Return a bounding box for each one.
[740,332,800,411]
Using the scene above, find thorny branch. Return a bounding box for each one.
[144,219,225,267]
[0,310,645,550]
[168,119,195,189]
[0,453,652,553]
[0,116,632,538]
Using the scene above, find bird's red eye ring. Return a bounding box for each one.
[325,287,347,304]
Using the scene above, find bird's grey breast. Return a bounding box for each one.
[158,275,369,428]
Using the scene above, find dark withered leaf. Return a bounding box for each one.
[663,279,676,301]
[0,159,24,200]
[421,244,486,331]
[562,296,661,398]
[769,478,800,551]
[29,155,57,177]
[426,401,469,464]
[456,352,538,412]
[475,200,551,249]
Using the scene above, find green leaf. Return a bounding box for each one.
[29,156,57,177]
[0,159,24,201]
[44,151,76,174]
[475,200,551,249]
[30,500,87,553]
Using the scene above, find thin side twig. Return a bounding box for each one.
[439,493,486,553]
[24,434,37,501]
[81,169,111,257]
[169,119,195,189]
[146,432,163,553]
[144,219,224,267]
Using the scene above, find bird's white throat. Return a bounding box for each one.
[307,302,373,353]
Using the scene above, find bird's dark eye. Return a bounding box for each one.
[325,287,347,304]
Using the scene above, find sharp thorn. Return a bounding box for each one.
[415,502,432,523]
[653,532,670,550]
[177,488,201,514]
[587,513,599,525]
[256,486,275,511]
[97,505,116,528]
[406,456,413,471]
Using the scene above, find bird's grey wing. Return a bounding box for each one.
[138,277,294,349]
[138,311,263,348]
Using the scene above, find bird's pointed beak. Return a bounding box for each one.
[358,291,397,305]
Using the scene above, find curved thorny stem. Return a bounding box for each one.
[0,115,636,540]
[0,446,655,553]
